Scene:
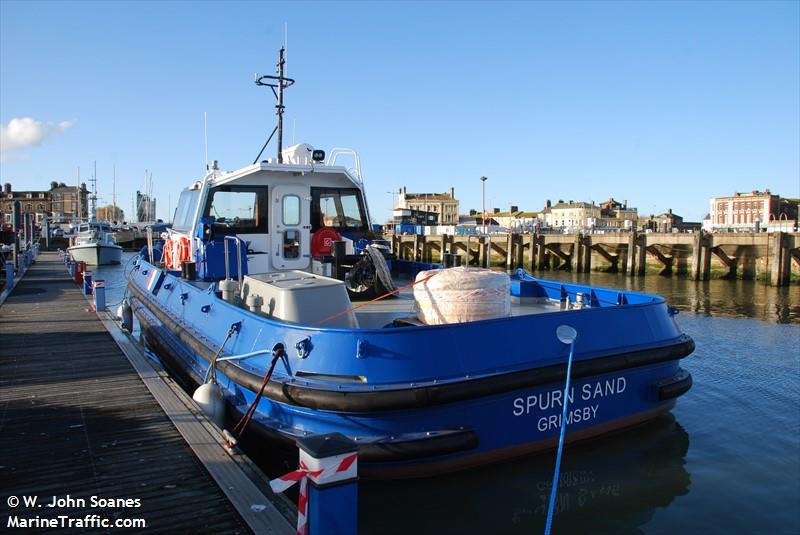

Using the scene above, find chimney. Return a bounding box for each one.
[3,183,10,194]
[623,199,627,209]
[449,187,455,199]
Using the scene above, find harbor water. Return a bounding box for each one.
[96,255,800,534]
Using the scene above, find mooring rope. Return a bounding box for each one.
[202,323,240,384]
[544,337,577,535]
[229,346,284,442]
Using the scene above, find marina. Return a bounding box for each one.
[1,247,797,534]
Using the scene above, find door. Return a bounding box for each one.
[272,185,310,270]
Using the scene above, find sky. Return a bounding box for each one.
[1,0,798,223]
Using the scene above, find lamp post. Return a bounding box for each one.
[480,176,488,235]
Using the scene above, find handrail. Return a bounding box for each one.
[326,148,362,181]
[326,147,373,227]
[223,235,243,291]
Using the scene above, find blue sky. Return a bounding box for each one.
[1,1,798,222]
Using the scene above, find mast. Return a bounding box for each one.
[276,47,286,162]
[254,48,295,164]
[76,166,81,223]
[112,164,117,221]
[90,160,98,223]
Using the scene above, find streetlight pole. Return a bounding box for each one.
[480,176,488,235]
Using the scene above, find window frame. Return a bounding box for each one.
[203,185,269,234]
[310,187,368,232]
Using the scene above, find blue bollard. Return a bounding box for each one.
[5,261,13,291]
[297,433,358,535]
[83,272,93,295]
[93,280,106,311]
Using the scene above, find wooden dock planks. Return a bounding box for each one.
[0,253,294,533]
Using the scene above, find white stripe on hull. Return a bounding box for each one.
[68,244,123,265]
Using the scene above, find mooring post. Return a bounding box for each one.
[690,231,702,280]
[574,235,583,272]
[5,261,13,291]
[636,234,647,276]
[296,433,358,535]
[93,280,106,311]
[582,235,591,273]
[537,236,548,271]
[527,234,536,271]
[506,233,514,271]
[83,272,93,296]
[770,231,788,286]
[625,232,635,275]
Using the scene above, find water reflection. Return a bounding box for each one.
[538,271,800,324]
[360,413,690,535]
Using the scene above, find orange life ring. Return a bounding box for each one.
[163,236,191,270]
[162,240,173,266]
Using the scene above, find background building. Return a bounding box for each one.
[50,183,89,221]
[396,187,459,225]
[597,198,638,231]
[1,183,51,225]
[1,182,89,226]
[709,190,797,232]
[136,190,157,222]
[543,200,602,231]
[638,209,701,233]
[96,204,125,222]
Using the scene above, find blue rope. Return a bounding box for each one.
[544,339,576,535]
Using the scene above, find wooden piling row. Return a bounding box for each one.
[391,231,799,285]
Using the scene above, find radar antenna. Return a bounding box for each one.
[253,47,295,164]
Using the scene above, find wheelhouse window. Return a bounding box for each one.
[310,187,367,232]
[204,186,268,234]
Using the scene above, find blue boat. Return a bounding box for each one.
[128,49,693,479]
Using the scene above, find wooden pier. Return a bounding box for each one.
[391,231,800,285]
[0,252,294,533]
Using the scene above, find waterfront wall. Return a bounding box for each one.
[390,231,800,286]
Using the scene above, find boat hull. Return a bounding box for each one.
[128,259,694,478]
[68,243,123,265]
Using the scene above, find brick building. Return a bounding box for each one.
[1,182,88,226]
[709,190,797,232]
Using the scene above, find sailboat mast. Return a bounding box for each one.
[90,160,97,223]
[112,164,117,221]
[76,166,81,223]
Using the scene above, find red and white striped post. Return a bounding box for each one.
[270,433,358,535]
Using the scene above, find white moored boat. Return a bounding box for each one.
[67,222,123,265]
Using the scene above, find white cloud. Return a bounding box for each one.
[0,117,73,160]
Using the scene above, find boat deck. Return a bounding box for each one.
[0,253,291,533]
